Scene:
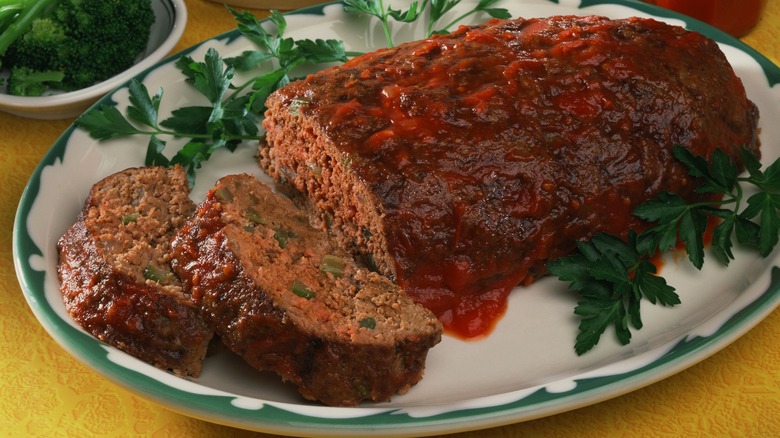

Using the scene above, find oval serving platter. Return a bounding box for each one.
[13,0,780,436]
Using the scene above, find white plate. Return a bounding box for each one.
[13,1,780,436]
[0,0,187,120]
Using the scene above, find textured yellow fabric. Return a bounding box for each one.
[1,1,778,436]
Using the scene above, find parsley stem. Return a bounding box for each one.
[676,184,742,211]
[379,0,394,48]
[738,175,780,194]
[732,178,745,211]
[439,10,479,34]
[228,77,256,101]
[128,128,260,142]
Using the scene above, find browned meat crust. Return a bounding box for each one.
[57,166,212,377]
[260,15,760,337]
[170,174,442,406]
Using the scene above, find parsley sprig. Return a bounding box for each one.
[343,0,510,47]
[75,8,348,186]
[223,7,352,106]
[547,145,780,355]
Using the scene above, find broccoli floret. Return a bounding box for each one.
[4,17,67,71]
[7,65,64,96]
[49,0,156,90]
[1,0,155,95]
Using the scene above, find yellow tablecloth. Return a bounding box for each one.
[2,1,778,436]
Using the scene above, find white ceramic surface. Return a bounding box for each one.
[13,1,780,436]
[0,0,188,120]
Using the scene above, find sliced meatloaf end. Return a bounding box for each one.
[260,15,760,337]
[57,166,213,377]
[170,173,442,406]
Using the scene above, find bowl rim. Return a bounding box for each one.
[0,0,188,109]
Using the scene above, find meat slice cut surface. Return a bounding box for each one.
[57,166,212,377]
[170,174,442,406]
[260,15,761,338]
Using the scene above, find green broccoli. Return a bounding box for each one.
[1,0,155,96]
[6,65,64,96]
[4,16,67,71]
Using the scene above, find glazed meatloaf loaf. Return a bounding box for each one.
[170,174,442,406]
[57,166,213,377]
[260,15,761,338]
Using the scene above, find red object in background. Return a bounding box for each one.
[645,0,765,36]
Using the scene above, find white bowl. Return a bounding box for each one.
[0,0,187,120]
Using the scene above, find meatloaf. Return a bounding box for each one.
[57,166,213,377]
[170,174,442,406]
[260,15,761,338]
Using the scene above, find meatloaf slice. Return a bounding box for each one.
[57,166,213,377]
[170,174,442,406]
[260,15,760,338]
